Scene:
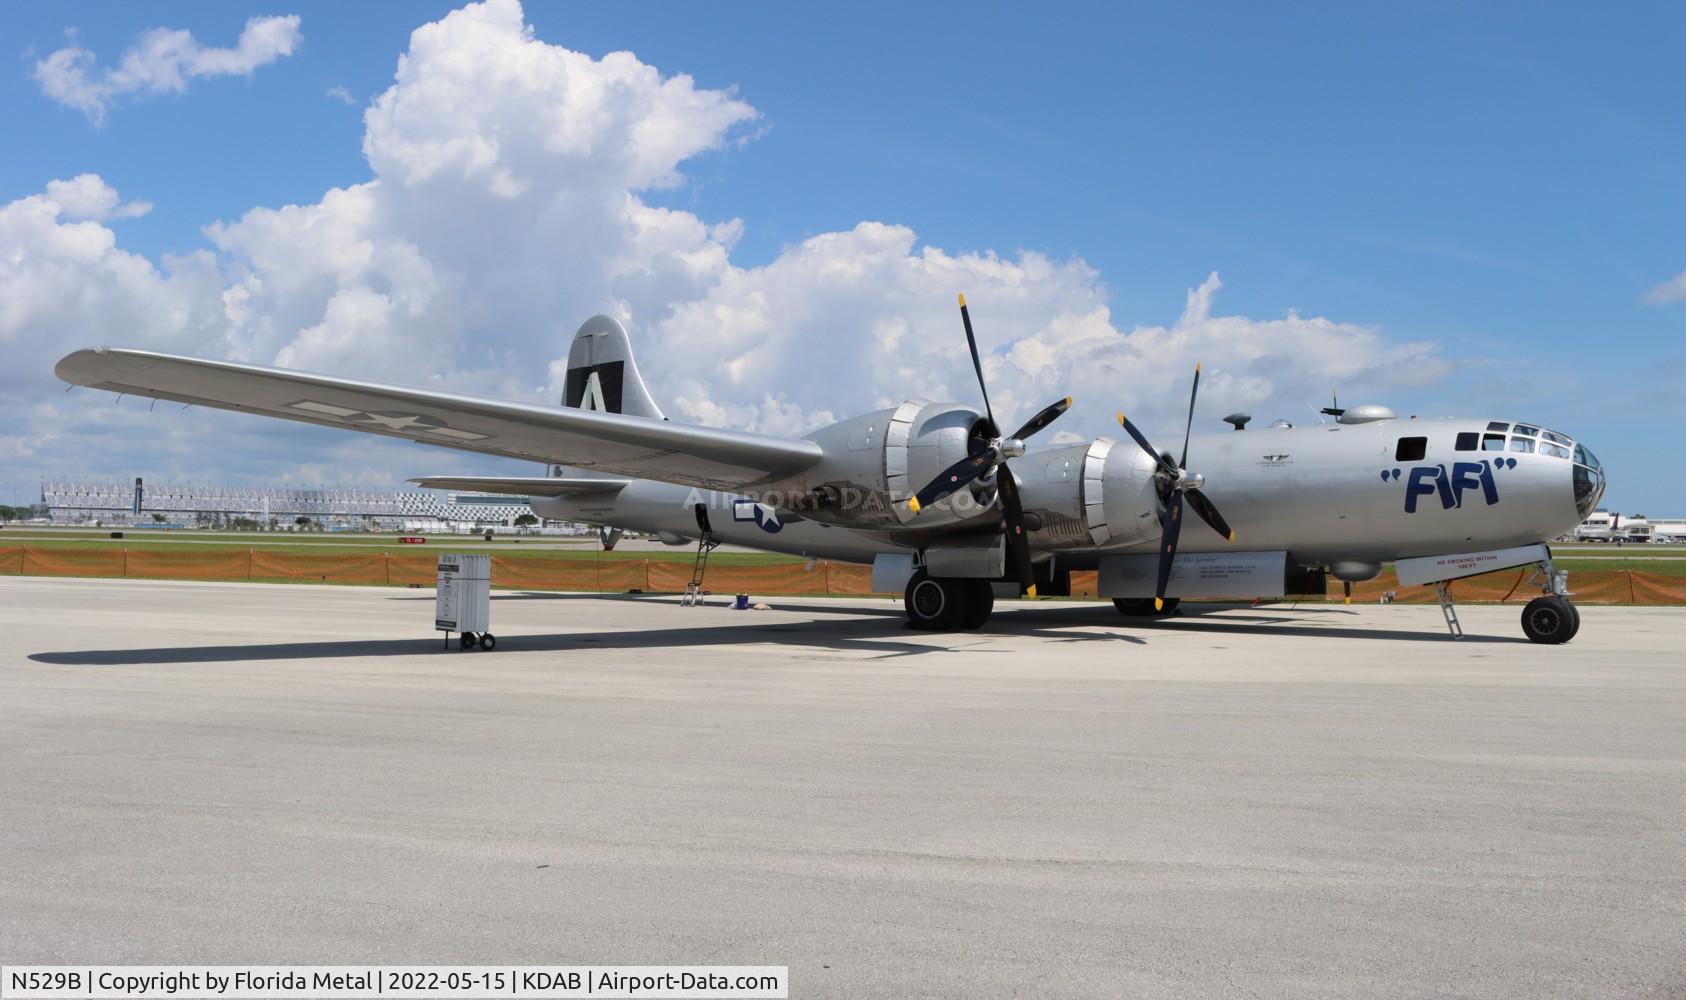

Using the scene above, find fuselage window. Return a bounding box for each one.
[1513,424,1539,437]
[1509,437,1535,453]
[1455,431,1478,451]
[1395,436,1427,461]
[1482,433,1506,451]
[1487,421,1510,432]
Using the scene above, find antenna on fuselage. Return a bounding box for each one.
[1319,388,1346,419]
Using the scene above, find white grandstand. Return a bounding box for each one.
[40,479,580,533]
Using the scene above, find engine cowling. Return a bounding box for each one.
[1012,437,1163,551]
[764,400,994,530]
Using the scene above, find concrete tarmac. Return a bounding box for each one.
[2,577,1682,998]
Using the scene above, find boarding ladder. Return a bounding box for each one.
[682,533,719,606]
[681,502,718,607]
[1435,580,1463,639]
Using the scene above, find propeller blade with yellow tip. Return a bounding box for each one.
[1115,362,1237,612]
[901,294,1076,597]
[1184,488,1234,545]
[1008,396,1072,441]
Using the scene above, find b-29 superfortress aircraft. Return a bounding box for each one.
[56,298,1606,643]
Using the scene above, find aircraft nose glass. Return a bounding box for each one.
[1572,443,1605,518]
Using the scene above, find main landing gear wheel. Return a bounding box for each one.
[478,633,497,651]
[459,632,476,650]
[904,570,970,631]
[959,580,994,630]
[1521,595,1577,644]
[1113,597,1179,617]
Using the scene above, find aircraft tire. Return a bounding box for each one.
[959,580,994,630]
[1562,601,1581,641]
[904,570,969,631]
[479,633,497,651]
[1521,596,1575,644]
[459,632,476,650]
[1113,597,1180,617]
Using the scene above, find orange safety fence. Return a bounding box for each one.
[1335,568,1684,606]
[3,545,1685,604]
[1630,571,1686,606]
[386,553,438,587]
[21,546,126,577]
[489,556,640,592]
[125,548,253,581]
[824,562,876,596]
[249,550,389,584]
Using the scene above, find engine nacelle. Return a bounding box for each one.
[764,400,994,530]
[1013,437,1163,551]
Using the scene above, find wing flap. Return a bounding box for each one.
[409,476,628,497]
[57,348,822,491]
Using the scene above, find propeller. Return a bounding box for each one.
[1114,363,1237,610]
[905,294,1073,595]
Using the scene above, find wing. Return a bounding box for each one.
[409,476,628,497]
[56,348,822,492]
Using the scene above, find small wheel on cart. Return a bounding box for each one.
[459,631,476,650]
[478,633,496,651]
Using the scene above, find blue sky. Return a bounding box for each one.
[3,1,1682,512]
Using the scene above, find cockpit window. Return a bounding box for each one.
[1509,437,1535,453]
[1513,425,1539,437]
[1455,431,1478,451]
[1482,433,1506,451]
[1487,421,1509,432]
[1573,447,1605,517]
[1395,436,1427,461]
[1542,429,1571,446]
[1540,442,1570,459]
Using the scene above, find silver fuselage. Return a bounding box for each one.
[532,413,1601,571]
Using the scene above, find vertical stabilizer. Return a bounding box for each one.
[563,315,666,420]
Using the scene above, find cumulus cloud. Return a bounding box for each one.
[0,180,226,401]
[34,15,302,124]
[1643,271,1686,305]
[9,0,1448,489]
[43,174,152,221]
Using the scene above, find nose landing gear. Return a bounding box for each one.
[1517,553,1579,644]
[1521,594,1579,644]
[1420,548,1580,643]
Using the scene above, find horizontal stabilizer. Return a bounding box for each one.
[409,476,628,497]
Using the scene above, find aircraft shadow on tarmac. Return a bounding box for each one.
[27,598,1517,667]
